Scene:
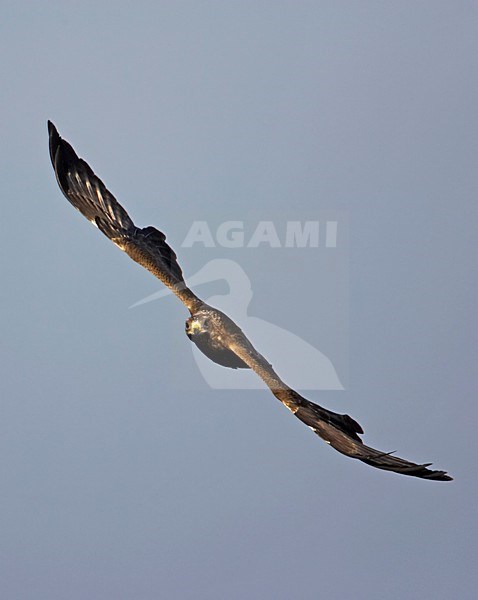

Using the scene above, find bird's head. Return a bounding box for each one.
[185,314,210,339]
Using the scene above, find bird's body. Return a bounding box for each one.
[186,309,250,369]
[48,121,452,481]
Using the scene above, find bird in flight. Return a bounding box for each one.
[48,121,452,481]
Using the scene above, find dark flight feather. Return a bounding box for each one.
[48,121,452,482]
[48,121,201,313]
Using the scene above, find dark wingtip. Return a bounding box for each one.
[398,463,453,482]
[429,471,453,482]
[47,120,58,138]
[47,122,80,173]
[415,463,453,481]
[47,121,80,194]
[48,120,61,165]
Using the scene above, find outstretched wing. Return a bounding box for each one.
[48,121,202,314]
[223,318,451,481]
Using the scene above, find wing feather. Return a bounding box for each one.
[225,321,451,481]
[48,121,201,313]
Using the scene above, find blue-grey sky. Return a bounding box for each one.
[1,2,476,599]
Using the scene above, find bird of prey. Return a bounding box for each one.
[48,121,452,481]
